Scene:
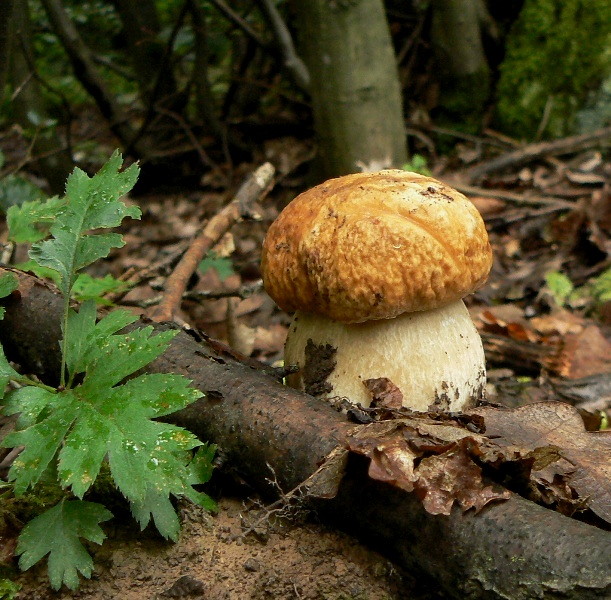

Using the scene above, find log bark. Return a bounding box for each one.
[0,268,610,600]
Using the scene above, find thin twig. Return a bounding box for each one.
[207,0,268,48]
[149,163,275,322]
[255,0,310,90]
[120,280,264,309]
[465,127,611,182]
[155,105,227,183]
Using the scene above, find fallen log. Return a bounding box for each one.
[0,268,610,600]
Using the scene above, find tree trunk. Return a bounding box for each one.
[111,0,176,104]
[6,0,74,194]
[291,0,408,177]
[0,0,15,96]
[430,0,491,130]
[0,268,610,600]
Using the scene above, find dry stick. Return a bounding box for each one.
[256,0,310,90]
[466,126,611,182]
[149,162,275,323]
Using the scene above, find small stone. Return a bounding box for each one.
[243,557,261,572]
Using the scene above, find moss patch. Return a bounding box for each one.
[495,0,611,139]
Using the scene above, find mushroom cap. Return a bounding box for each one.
[261,170,492,324]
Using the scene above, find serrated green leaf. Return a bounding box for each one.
[0,272,20,388]
[545,271,573,306]
[0,346,20,397]
[0,272,19,298]
[72,273,132,305]
[16,499,112,590]
[184,445,217,512]
[4,392,74,495]
[79,326,177,392]
[29,151,140,298]
[108,372,203,418]
[12,260,61,284]
[7,196,66,243]
[198,251,235,282]
[64,303,138,381]
[2,386,58,428]
[0,272,19,321]
[130,486,180,541]
[57,404,111,498]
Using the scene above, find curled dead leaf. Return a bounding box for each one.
[471,401,611,523]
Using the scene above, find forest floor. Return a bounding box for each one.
[1,127,609,599]
[14,497,430,600]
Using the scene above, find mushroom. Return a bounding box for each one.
[261,170,493,412]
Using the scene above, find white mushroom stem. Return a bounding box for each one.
[284,300,486,412]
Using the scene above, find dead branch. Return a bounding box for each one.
[466,127,611,182]
[481,332,559,374]
[208,0,268,49]
[149,163,274,322]
[39,0,147,157]
[0,268,609,600]
[255,0,310,90]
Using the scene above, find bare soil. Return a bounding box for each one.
[14,497,440,600]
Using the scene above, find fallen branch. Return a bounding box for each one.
[149,163,274,322]
[466,127,611,182]
[0,269,609,600]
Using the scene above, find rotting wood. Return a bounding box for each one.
[0,268,609,600]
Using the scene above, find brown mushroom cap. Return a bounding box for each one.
[261,170,493,324]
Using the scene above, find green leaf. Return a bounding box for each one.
[63,302,137,382]
[71,273,132,305]
[130,486,180,541]
[591,267,611,303]
[0,272,18,298]
[29,151,140,298]
[16,499,112,591]
[4,391,73,495]
[0,174,44,213]
[12,260,61,285]
[0,272,20,389]
[79,326,177,392]
[2,386,58,428]
[0,577,21,599]
[198,251,235,282]
[545,271,574,306]
[0,272,19,321]
[184,445,217,512]
[7,196,66,243]
[0,346,20,400]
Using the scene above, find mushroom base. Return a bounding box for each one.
[284,301,486,412]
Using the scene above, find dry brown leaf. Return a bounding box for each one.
[472,402,611,523]
[529,308,585,336]
[363,377,404,410]
[480,308,540,342]
[346,420,510,516]
[555,325,611,378]
[414,441,509,515]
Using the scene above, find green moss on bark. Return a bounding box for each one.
[496,0,611,139]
